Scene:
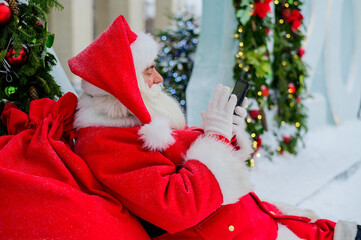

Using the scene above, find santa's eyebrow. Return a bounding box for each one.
[149,64,156,68]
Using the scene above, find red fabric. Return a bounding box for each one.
[0,93,150,239]
[68,15,152,124]
[155,194,278,240]
[74,126,224,234]
[155,192,335,240]
[75,125,336,240]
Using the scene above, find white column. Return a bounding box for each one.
[48,0,94,84]
[154,0,173,30]
[186,0,238,126]
[95,0,145,37]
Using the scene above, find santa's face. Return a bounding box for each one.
[138,67,186,130]
[142,62,163,88]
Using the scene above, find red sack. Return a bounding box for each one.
[0,93,150,240]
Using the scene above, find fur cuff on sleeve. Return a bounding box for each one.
[334,220,358,240]
[185,135,253,205]
[233,130,254,161]
[271,202,319,222]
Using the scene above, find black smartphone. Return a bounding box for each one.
[232,78,250,106]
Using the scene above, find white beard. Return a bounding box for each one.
[138,75,186,130]
[78,77,187,130]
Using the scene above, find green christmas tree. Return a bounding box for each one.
[0,0,63,135]
[155,11,200,111]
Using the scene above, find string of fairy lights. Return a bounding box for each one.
[233,0,307,167]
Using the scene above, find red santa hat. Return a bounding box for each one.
[68,15,159,125]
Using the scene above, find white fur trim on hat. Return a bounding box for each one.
[81,80,109,97]
[184,135,253,205]
[138,117,175,152]
[131,32,159,74]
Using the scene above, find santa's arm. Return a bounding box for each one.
[76,129,252,233]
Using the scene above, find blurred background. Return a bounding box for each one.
[48,0,202,84]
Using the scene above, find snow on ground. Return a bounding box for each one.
[250,119,361,223]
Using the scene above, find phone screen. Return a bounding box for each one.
[232,79,250,106]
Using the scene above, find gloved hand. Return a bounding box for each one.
[201,84,237,140]
[232,97,248,136]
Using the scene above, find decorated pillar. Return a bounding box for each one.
[186,0,238,126]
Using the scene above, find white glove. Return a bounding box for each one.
[232,97,248,136]
[201,84,237,140]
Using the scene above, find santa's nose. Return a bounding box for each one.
[153,71,163,84]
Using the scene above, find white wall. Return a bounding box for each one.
[302,0,361,125]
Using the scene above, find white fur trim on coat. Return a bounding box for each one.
[74,93,141,129]
[334,220,358,240]
[131,32,159,75]
[272,202,319,222]
[184,135,253,205]
[138,117,175,152]
[276,223,302,240]
[233,129,254,161]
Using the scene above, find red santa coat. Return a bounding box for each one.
[74,119,336,240]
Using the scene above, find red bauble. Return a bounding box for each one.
[264,27,270,35]
[282,8,291,19]
[261,85,269,97]
[6,46,28,66]
[288,83,296,94]
[0,3,12,25]
[256,137,262,148]
[298,48,305,58]
[283,136,291,143]
[249,109,260,120]
[296,96,301,103]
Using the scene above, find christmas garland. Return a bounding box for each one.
[0,0,63,135]
[155,11,200,112]
[233,0,273,167]
[233,0,308,164]
[272,0,307,155]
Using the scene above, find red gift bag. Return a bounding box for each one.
[0,93,150,240]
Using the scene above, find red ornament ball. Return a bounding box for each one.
[0,2,12,25]
[261,85,269,97]
[298,48,305,58]
[36,20,43,26]
[283,136,291,143]
[256,137,262,148]
[296,96,301,103]
[288,83,296,94]
[6,46,28,66]
[249,109,260,120]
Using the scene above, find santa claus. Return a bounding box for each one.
[69,15,360,240]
